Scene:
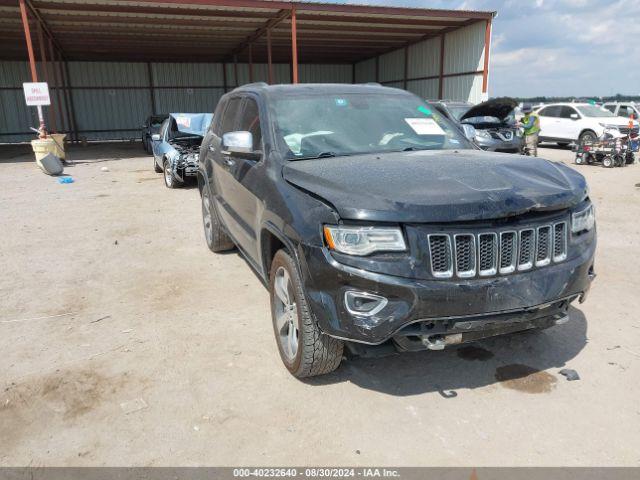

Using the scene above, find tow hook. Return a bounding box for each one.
[554,315,569,325]
[421,333,463,350]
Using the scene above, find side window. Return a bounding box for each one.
[559,106,578,119]
[618,106,631,118]
[210,99,226,135]
[220,97,242,135]
[237,98,263,151]
[538,106,560,117]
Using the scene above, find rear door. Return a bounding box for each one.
[537,105,562,139]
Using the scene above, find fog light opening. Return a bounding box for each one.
[344,291,388,317]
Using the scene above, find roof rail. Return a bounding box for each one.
[233,82,269,91]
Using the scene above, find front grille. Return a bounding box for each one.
[427,221,568,279]
[619,126,639,136]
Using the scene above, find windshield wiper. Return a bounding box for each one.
[291,151,339,161]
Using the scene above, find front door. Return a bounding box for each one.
[207,96,243,242]
[216,97,265,262]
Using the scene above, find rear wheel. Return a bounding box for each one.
[201,185,234,252]
[602,156,614,168]
[270,249,343,378]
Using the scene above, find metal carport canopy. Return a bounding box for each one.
[1,0,495,68]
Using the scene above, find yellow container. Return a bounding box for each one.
[31,134,66,162]
[49,133,66,160]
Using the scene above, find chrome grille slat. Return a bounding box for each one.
[478,233,497,276]
[427,222,568,279]
[535,225,552,267]
[454,234,476,278]
[428,234,453,278]
[499,231,517,274]
[518,229,535,271]
[553,222,567,262]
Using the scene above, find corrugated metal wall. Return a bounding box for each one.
[1,20,487,143]
[354,21,487,104]
[0,61,353,143]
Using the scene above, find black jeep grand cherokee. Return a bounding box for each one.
[198,83,596,378]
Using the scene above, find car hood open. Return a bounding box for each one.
[169,113,213,137]
[282,150,588,223]
[460,97,518,122]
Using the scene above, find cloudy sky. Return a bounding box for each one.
[330,0,640,97]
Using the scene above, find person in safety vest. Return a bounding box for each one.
[521,103,540,157]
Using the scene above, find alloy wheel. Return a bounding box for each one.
[164,161,173,187]
[273,266,299,362]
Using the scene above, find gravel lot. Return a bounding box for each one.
[1,142,639,466]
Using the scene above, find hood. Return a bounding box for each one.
[282,150,588,223]
[169,113,213,137]
[460,97,518,121]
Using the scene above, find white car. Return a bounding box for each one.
[535,103,639,146]
[602,102,640,120]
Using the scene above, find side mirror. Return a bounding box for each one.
[570,113,579,120]
[222,131,260,159]
[151,134,161,142]
[462,124,476,141]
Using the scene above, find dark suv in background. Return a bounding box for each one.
[198,83,596,378]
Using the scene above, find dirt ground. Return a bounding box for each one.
[1,142,639,467]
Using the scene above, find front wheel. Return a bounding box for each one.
[163,159,182,188]
[270,249,344,378]
[602,156,614,168]
[578,130,597,147]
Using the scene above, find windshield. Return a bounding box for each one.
[272,93,474,160]
[446,105,471,121]
[576,105,615,118]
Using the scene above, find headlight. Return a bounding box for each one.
[599,123,619,131]
[571,204,595,234]
[475,130,492,140]
[323,225,406,256]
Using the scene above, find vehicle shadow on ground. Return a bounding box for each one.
[306,306,587,396]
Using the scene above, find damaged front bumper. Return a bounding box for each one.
[300,232,595,348]
[171,153,199,178]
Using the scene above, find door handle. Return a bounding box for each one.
[208,145,216,152]
[223,157,235,167]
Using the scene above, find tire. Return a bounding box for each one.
[269,249,344,378]
[602,156,614,168]
[575,155,585,165]
[578,130,597,147]
[153,156,162,173]
[163,158,182,188]
[201,185,234,252]
[625,152,635,165]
